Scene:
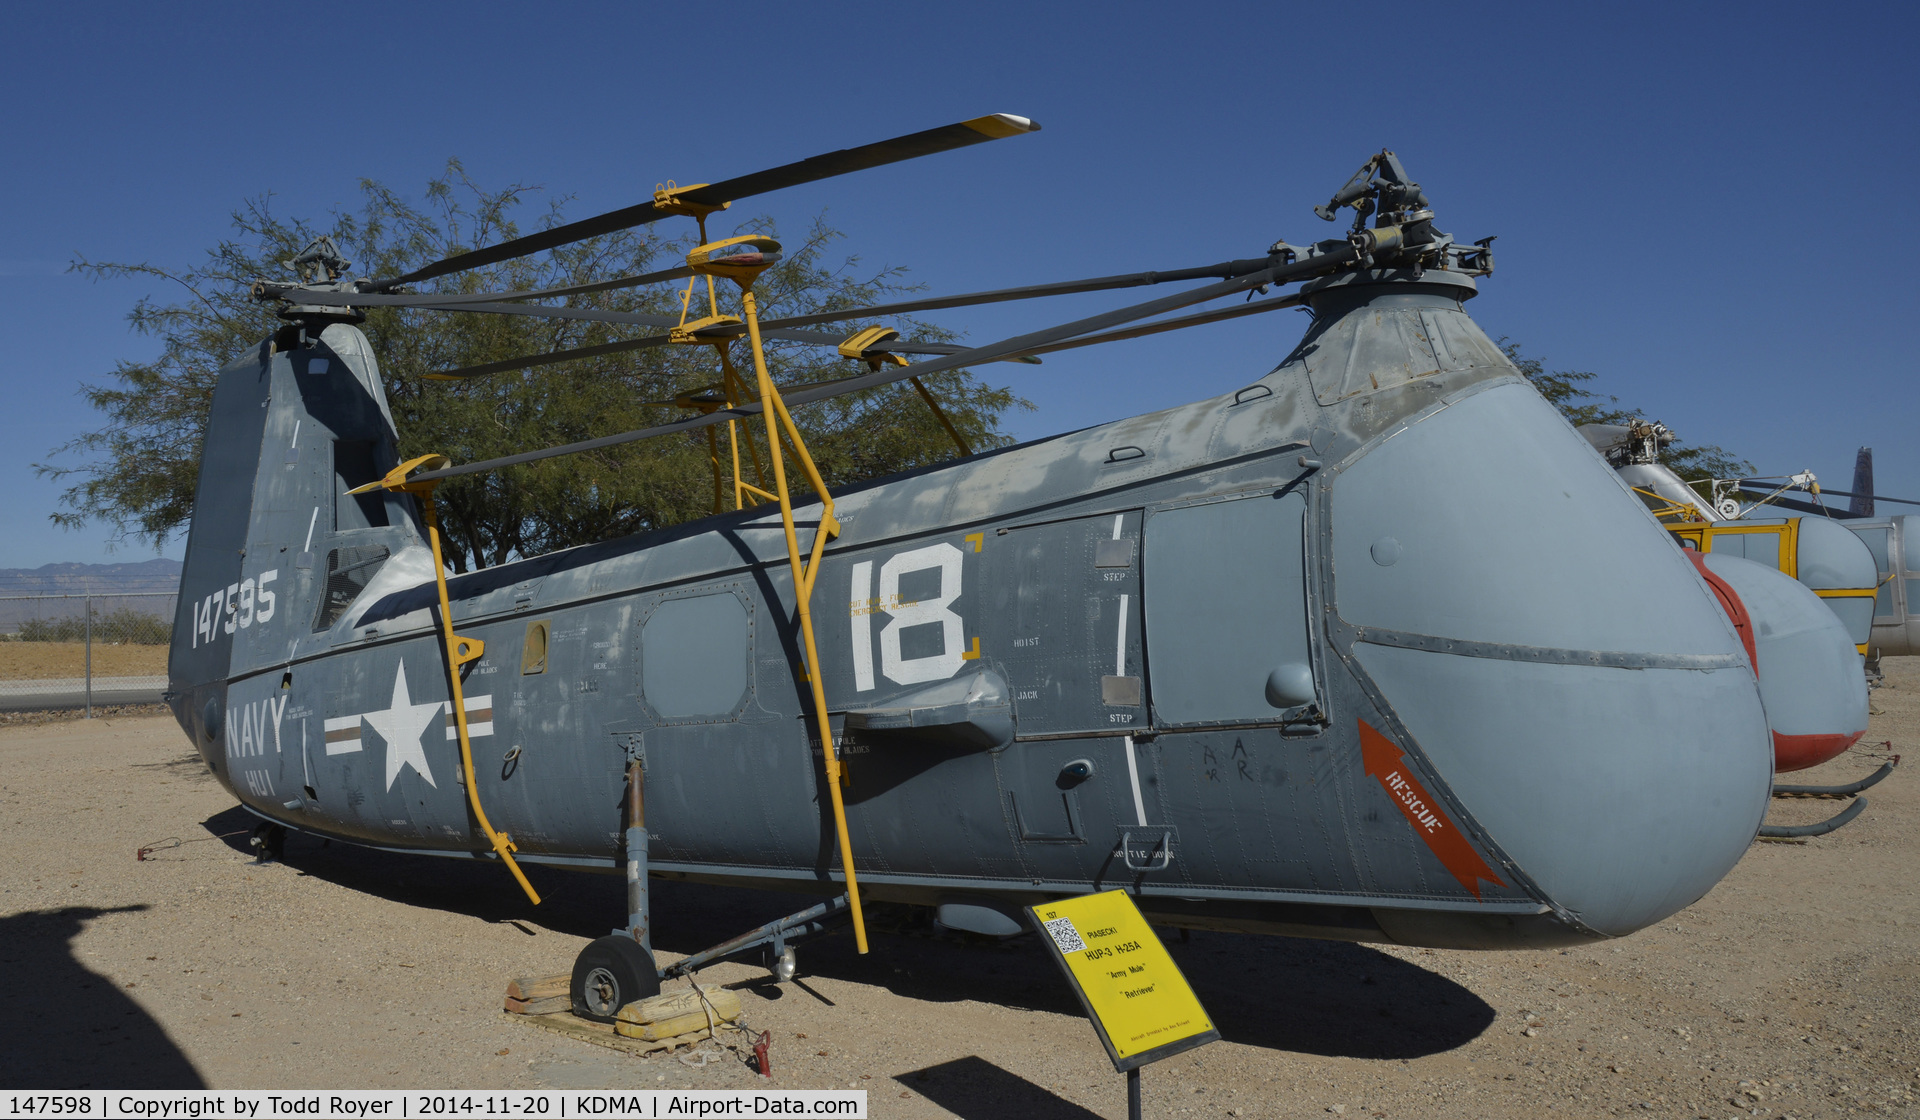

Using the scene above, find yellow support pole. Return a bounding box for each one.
[719,348,772,507]
[421,498,542,907]
[350,457,541,907]
[741,288,868,954]
[704,426,724,515]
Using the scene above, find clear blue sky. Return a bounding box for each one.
[3,2,1913,567]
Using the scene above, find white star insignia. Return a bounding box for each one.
[362,661,443,791]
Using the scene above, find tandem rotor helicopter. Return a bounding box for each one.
[175,115,1798,1020]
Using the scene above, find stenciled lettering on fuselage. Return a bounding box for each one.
[226,693,289,799]
[191,568,279,649]
[321,660,493,791]
[848,541,980,690]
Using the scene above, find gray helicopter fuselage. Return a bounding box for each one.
[168,269,1773,950]
[1845,515,1920,657]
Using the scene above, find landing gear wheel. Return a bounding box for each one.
[570,936,659,1022]
[249,823,286,863]
[763,945,798,983]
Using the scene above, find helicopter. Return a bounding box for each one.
[1580,421,1873,774]
[1723,448,1920,663]
[169,120,1785,1021]
[1589,426,1920,663]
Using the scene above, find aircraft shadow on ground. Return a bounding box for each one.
[0,906,206,1089]
[207,808,1494,1059]
[708,902,1497,1061]
[897,1056,1104,1120]
[200,806,615,939]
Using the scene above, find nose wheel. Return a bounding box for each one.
[765,945,798,983]
[249,823,285,864]
[570,935,661,1022]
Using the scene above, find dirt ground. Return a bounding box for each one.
[0,640,168,679]
[3,665,1916,1119]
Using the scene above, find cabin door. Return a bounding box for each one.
[977,511,1144,879]
[632,584,818,869]
[1141,489,1317,728]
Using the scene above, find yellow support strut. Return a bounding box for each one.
[351,455,542,906]
[654,231,871,951]
[740,290,869,954]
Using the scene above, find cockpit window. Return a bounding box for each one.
[314,546,389,631]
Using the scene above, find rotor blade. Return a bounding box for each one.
[494,266,698,302]
[1005,292,1303,358]
[271,286,1037,369]
[421,319,999,382]
[371,114,1040,289]
[1822,487,1920,508]
[1731,488,1837,517]
[411,254,1320,483]
[1737,482,1920,510]
[425,334,674,381]
[414,299,986,358]
[272,289,682,328]
[281,251,1276,373]
[643,368,885,410]
[255,265,697,308]
[752,257,1279,332]
[763,254,1334,414]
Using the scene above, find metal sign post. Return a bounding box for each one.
[1028,890,1220,1119]
[83,594,92,719]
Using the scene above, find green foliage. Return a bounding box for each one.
[15,607,172,644]
[1501,339,1751,485]
[44,164,1028,570]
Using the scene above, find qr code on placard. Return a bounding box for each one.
[1043,916,1086,954]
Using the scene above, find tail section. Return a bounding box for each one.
[168,323,421,780]
[1850,447,1874,517]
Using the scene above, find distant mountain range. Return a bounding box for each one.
[0,558,182,598]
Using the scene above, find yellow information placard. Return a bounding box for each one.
[1028,890,1220,1071]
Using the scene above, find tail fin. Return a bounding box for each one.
[1850,447,1874,517]
[167,323,421,763]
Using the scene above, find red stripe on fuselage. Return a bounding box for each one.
[1684,550,1757,672]
[1772,730,1864,774]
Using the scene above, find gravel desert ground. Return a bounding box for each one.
[2,662,1916,1119]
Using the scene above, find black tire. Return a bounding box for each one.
[570,936,659,1022]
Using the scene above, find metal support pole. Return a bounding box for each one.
[660,894,851,980]
[1128,1067,1141,1120]
[83,594,93,719]
[625,760,650,957]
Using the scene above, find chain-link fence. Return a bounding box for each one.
[0,593,177,714]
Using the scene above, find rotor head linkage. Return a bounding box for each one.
[1314,149,1428,229]
[286,236,353,284]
